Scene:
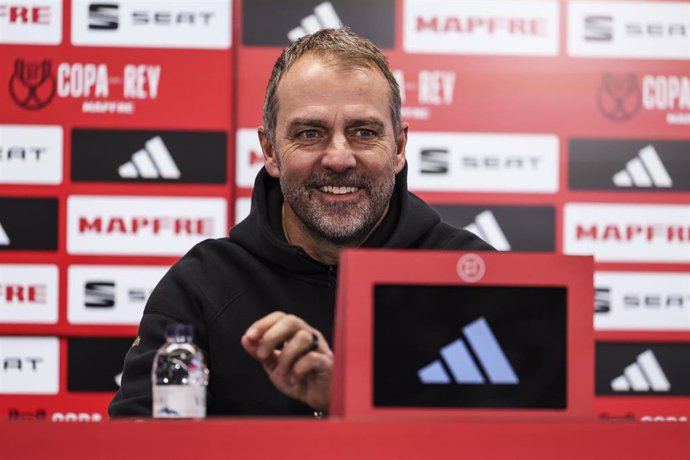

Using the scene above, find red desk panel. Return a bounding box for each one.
[2,419,688,460]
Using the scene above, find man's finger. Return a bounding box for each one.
[243,311,287,340]
[273,329,315,376]
[290,350,332,382]
[254,314,306,359]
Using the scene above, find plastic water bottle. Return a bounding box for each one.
[152,323,209,418]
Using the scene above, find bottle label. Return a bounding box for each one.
[152,385,206,419]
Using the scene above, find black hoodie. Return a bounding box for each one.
[109,166,492,417]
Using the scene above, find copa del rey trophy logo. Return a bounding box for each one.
[9,59,56,110]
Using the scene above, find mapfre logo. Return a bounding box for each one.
[0,264,58,324]
[569,139,690,191]
[236,128,265,188]
[234,197,251,225]
[8,58,161,114]
[564,203,690,263]
[596,73,690,126]
[0,125,62,185]
[406,132,558,193]
[68,265,167,325]
[404,0,559,56]
[594,272,690,331]
[569,1,690,60]
[71,129,227,184]
[0,1,62,44]
[67,195,227,256]
[71,0,231,49]
[0,336,59,394]
[393,68,457,121]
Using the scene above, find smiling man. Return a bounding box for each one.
[110,28,492,418]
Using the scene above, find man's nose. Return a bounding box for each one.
[321,133,356,172]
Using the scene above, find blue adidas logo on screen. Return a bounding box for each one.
[418,317,519,385]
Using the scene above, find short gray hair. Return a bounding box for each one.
[262,27,402,144]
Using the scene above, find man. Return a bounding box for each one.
[110,28,492,418]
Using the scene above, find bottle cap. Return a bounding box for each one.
[165,323,193,341]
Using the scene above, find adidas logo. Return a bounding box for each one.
[612,145,672,188]
[118,136,181,180]
[464,210,511,251]
[0,222,9,246]
[418,317,519,385]
[610,349,671,392]
[287,1,342,42]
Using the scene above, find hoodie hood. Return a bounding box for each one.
[229,163,442,274]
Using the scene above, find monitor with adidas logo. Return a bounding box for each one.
[330,250,594,420]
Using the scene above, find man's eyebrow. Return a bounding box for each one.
[285,118,329,131]
[345,118,386,130]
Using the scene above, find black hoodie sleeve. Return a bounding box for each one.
[108,254,211,418]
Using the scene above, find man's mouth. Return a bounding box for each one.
[319,185,359,195]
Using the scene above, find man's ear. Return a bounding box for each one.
[393,123,408,174]
[258,127,280,178]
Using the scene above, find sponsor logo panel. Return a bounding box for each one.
[406,132,559,193]
[595,272,690,331]
[404,0,559,56]
[68,265,168,325]
[394,68,457,122]
[431,204,555,251]
[375,285,567,408]
[67,196,227,256]
[569,139,690,191]
[242,0,394,48]
[564,203,690,263]
[597,73,690,126]
[418,317,519,385]
[0,125,63,185]
[67,337,133,392]
[234,197,251,225]
[0,0,62,45]
[0,336,59,394]
[569,1,690,60]
[5,407,106,422]
[236,128,264,188]
[596,342,690,396]
[71,0,231,49]
[8,58,162,114]
[0,197,58,251]
[0,264,58,324]
[71,129,227,184]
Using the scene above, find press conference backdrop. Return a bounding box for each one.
[0,0,688,423]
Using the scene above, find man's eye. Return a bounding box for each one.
[357,129,376,137]
[299,130,319,139]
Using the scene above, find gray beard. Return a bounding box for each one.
[280,171,395,246]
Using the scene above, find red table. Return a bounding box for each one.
[2,418,688,460]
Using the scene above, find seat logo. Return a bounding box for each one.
[288,1,341,42]
[611,349,670,392]
[118,136,180,179]
[612,145,672,188]
[418,317,519,385]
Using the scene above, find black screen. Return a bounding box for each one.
[374,285,567,409]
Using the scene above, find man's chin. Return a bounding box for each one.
[311,219,372,246]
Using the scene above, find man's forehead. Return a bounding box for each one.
[280,53,385,87]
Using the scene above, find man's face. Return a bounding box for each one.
[261,54,407,245]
